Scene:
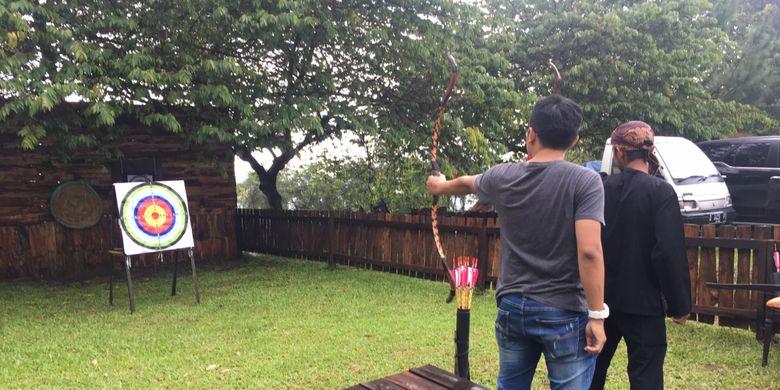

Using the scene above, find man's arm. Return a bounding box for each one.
[427,174,478,196]
[575,219,606,354]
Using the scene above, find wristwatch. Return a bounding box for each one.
[588,303,609,319]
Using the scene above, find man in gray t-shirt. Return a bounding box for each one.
[427,95,607,390]
[476,160,604,313]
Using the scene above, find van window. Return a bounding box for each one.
[655,141,721,185]
[733,143,770,167]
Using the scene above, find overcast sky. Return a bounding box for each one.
[233,132,365,182]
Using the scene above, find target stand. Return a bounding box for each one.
[109,181,200,313]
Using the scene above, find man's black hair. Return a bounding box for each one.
[625,149,649,163]
[528,95,583,150]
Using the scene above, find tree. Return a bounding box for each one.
[236,1,529,212]
[244,152,472,213]
[237,172,271,209]
[7,0,777,212]
[708,1,780,125]
[1,0,250,158]
[483,0,778,157]
[0,0,475,209]
[219,0,470,209]
[346,1,530,204]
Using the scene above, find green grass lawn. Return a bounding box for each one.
[1,254,778,389]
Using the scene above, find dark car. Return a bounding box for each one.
[698,136,780,223]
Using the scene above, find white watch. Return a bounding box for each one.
[588,303,609,319]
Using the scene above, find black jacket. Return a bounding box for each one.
[602,169,692,317]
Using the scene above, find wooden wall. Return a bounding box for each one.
[0,126,239,279]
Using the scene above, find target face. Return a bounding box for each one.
[114,181,193,255]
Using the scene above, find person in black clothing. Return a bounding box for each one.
[590,121,691,390]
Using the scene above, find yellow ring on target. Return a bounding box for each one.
[143,204,168,228]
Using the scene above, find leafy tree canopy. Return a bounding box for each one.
[708,0,779,124]
[3,0,779,212]
[485,0,778,154]
[2,0,488,208]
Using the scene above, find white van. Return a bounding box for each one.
[600,136,736,224]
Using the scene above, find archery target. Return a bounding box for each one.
[113,181,194,255]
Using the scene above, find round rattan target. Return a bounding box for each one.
[49,181,103,229]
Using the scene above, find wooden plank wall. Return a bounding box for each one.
[237,209,779,330]
[0,127,239,279]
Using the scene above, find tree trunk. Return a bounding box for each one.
[239,124,339,210]
[371,199,389,213]
[258,170,283,210]
[238,150,288,210]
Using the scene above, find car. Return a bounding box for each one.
[601,136,735,224]
[698,136,780,223]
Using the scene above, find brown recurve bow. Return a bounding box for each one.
[431,54,458,303]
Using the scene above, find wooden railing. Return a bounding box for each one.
[236,209,778,330]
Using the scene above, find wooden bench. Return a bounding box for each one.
[346,364,488,390]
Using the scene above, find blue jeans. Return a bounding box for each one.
[495,294,596,390]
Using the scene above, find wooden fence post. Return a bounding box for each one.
[684,224,700,323]
[717,224,740,327]
[735,225,753,325]
[477,217,488,292]
[717,224,738,327]
[754,225,771,331]
[328,213,335,268]
[698,224,717,324]
[286,210,293,257]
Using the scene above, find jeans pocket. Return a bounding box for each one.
[495,308,510,346]
[536,316,579,360]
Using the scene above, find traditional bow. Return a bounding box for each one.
[526,60,562,162]
[548,60,561,95]
[431,54,458,303]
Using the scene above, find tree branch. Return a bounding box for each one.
[237,150,267,176]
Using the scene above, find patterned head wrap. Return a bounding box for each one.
[610,121,660,175]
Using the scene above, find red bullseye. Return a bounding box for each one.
[136,198,174,235]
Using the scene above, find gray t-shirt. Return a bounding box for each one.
[476,160,604,312]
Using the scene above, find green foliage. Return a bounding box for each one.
[484,0,778,155]
[238,154,434,212]
[368,3,529,176]
[708,1,780,126]
[3,0,779,207]
[280,159,377,211]
[0,1,457,154]
[3,0,491,208]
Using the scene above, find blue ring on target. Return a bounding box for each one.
[133,196,177,236]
